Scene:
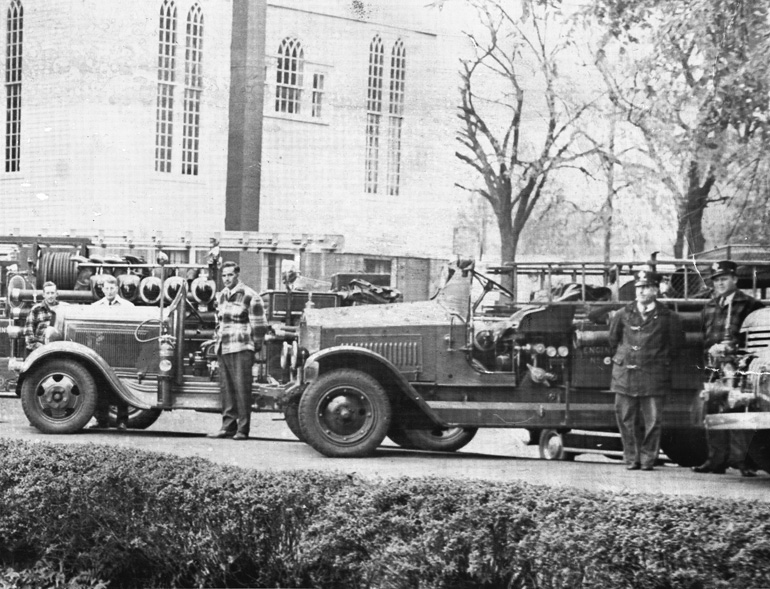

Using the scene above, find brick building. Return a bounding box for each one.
[0,0,461,280]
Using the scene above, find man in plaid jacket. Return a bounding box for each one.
[24,281,64,352]
[208,261,268,440]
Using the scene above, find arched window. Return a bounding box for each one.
[386,39,405,196]
[364,35,384,194]
[155,0,177,173]
[275,37,303,114]
[182,3,203,176]
[5,0,22,173]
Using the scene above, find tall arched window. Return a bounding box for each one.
[5,0,22,173]
[275,37,303,114]
[155,0,177,173]
[182,3,203,176]
[364,35,384,194]
[386,39,405,196]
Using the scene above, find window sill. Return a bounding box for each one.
[264,113,330,126]
[153,172,206,183]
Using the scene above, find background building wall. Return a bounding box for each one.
[258,0,460,259]
[0,0,463,263]
[0,0,233,236]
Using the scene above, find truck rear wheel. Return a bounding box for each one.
[298,369,391,457]
[660,429,708,467]
[388,425,477,452]
[539,429,576,461]
[21,359,97,434]
[109,407,162,430]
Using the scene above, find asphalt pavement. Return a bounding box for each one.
[1,396,768,502]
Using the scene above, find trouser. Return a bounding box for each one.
[707,429,753,470]
[615,393,664,468]
[94,396,128,426]
[218,350,254,436]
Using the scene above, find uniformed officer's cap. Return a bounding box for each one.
[634,270,661,287]
[710,260,737,279]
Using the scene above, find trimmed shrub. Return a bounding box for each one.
[1,438,769,588]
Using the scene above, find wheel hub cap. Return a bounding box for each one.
[38,374,79,418]
[319,387,373,442]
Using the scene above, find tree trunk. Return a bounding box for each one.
[497,211,517,295]
[674,161,715,257]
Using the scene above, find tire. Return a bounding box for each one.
[390,425,478,452]
[21,359,98,434]
[108,407,162,430]
[283,398,306,442]
[748,430,770,474]
[539,429,576,461]
[298,369,391,458]
[660,428,708,467]
[387,425,415,448]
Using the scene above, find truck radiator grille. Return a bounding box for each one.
[335,335,423,372]
[746,330,770,353]
[67,322,154,369]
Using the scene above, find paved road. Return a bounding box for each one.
[1,397,768,502]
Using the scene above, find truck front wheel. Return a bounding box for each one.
[21,359,98,434]
[298,369,391,457]
[283,398,306,442]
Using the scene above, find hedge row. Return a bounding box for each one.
[1,438,769,588]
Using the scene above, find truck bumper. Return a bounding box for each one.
[706,412,770,431]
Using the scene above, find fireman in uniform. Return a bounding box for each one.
[693,260,764,477]
[609,270,684,470]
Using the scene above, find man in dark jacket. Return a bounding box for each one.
[693,260,764,477]
[609,270,684,471]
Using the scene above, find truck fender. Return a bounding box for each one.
[15,341,155,410]
[303,345,447,427]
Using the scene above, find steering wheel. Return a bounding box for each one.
[473,329,496,352]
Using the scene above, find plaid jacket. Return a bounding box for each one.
[215,281,268,355]
[24,301,58,350]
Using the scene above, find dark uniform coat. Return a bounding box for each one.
[702,290,764,348]
[609,301,684,397]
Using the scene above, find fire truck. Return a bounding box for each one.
[273,248,770,466]
[9,244,770,471]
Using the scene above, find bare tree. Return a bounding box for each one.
[455,0,598,272]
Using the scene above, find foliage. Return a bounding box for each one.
[2,439,770,588]
[588,0,770,255]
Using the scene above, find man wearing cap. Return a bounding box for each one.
[609,270,684,471]
[693,260,764,477]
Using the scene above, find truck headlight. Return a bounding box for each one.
[159,359,173,373]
